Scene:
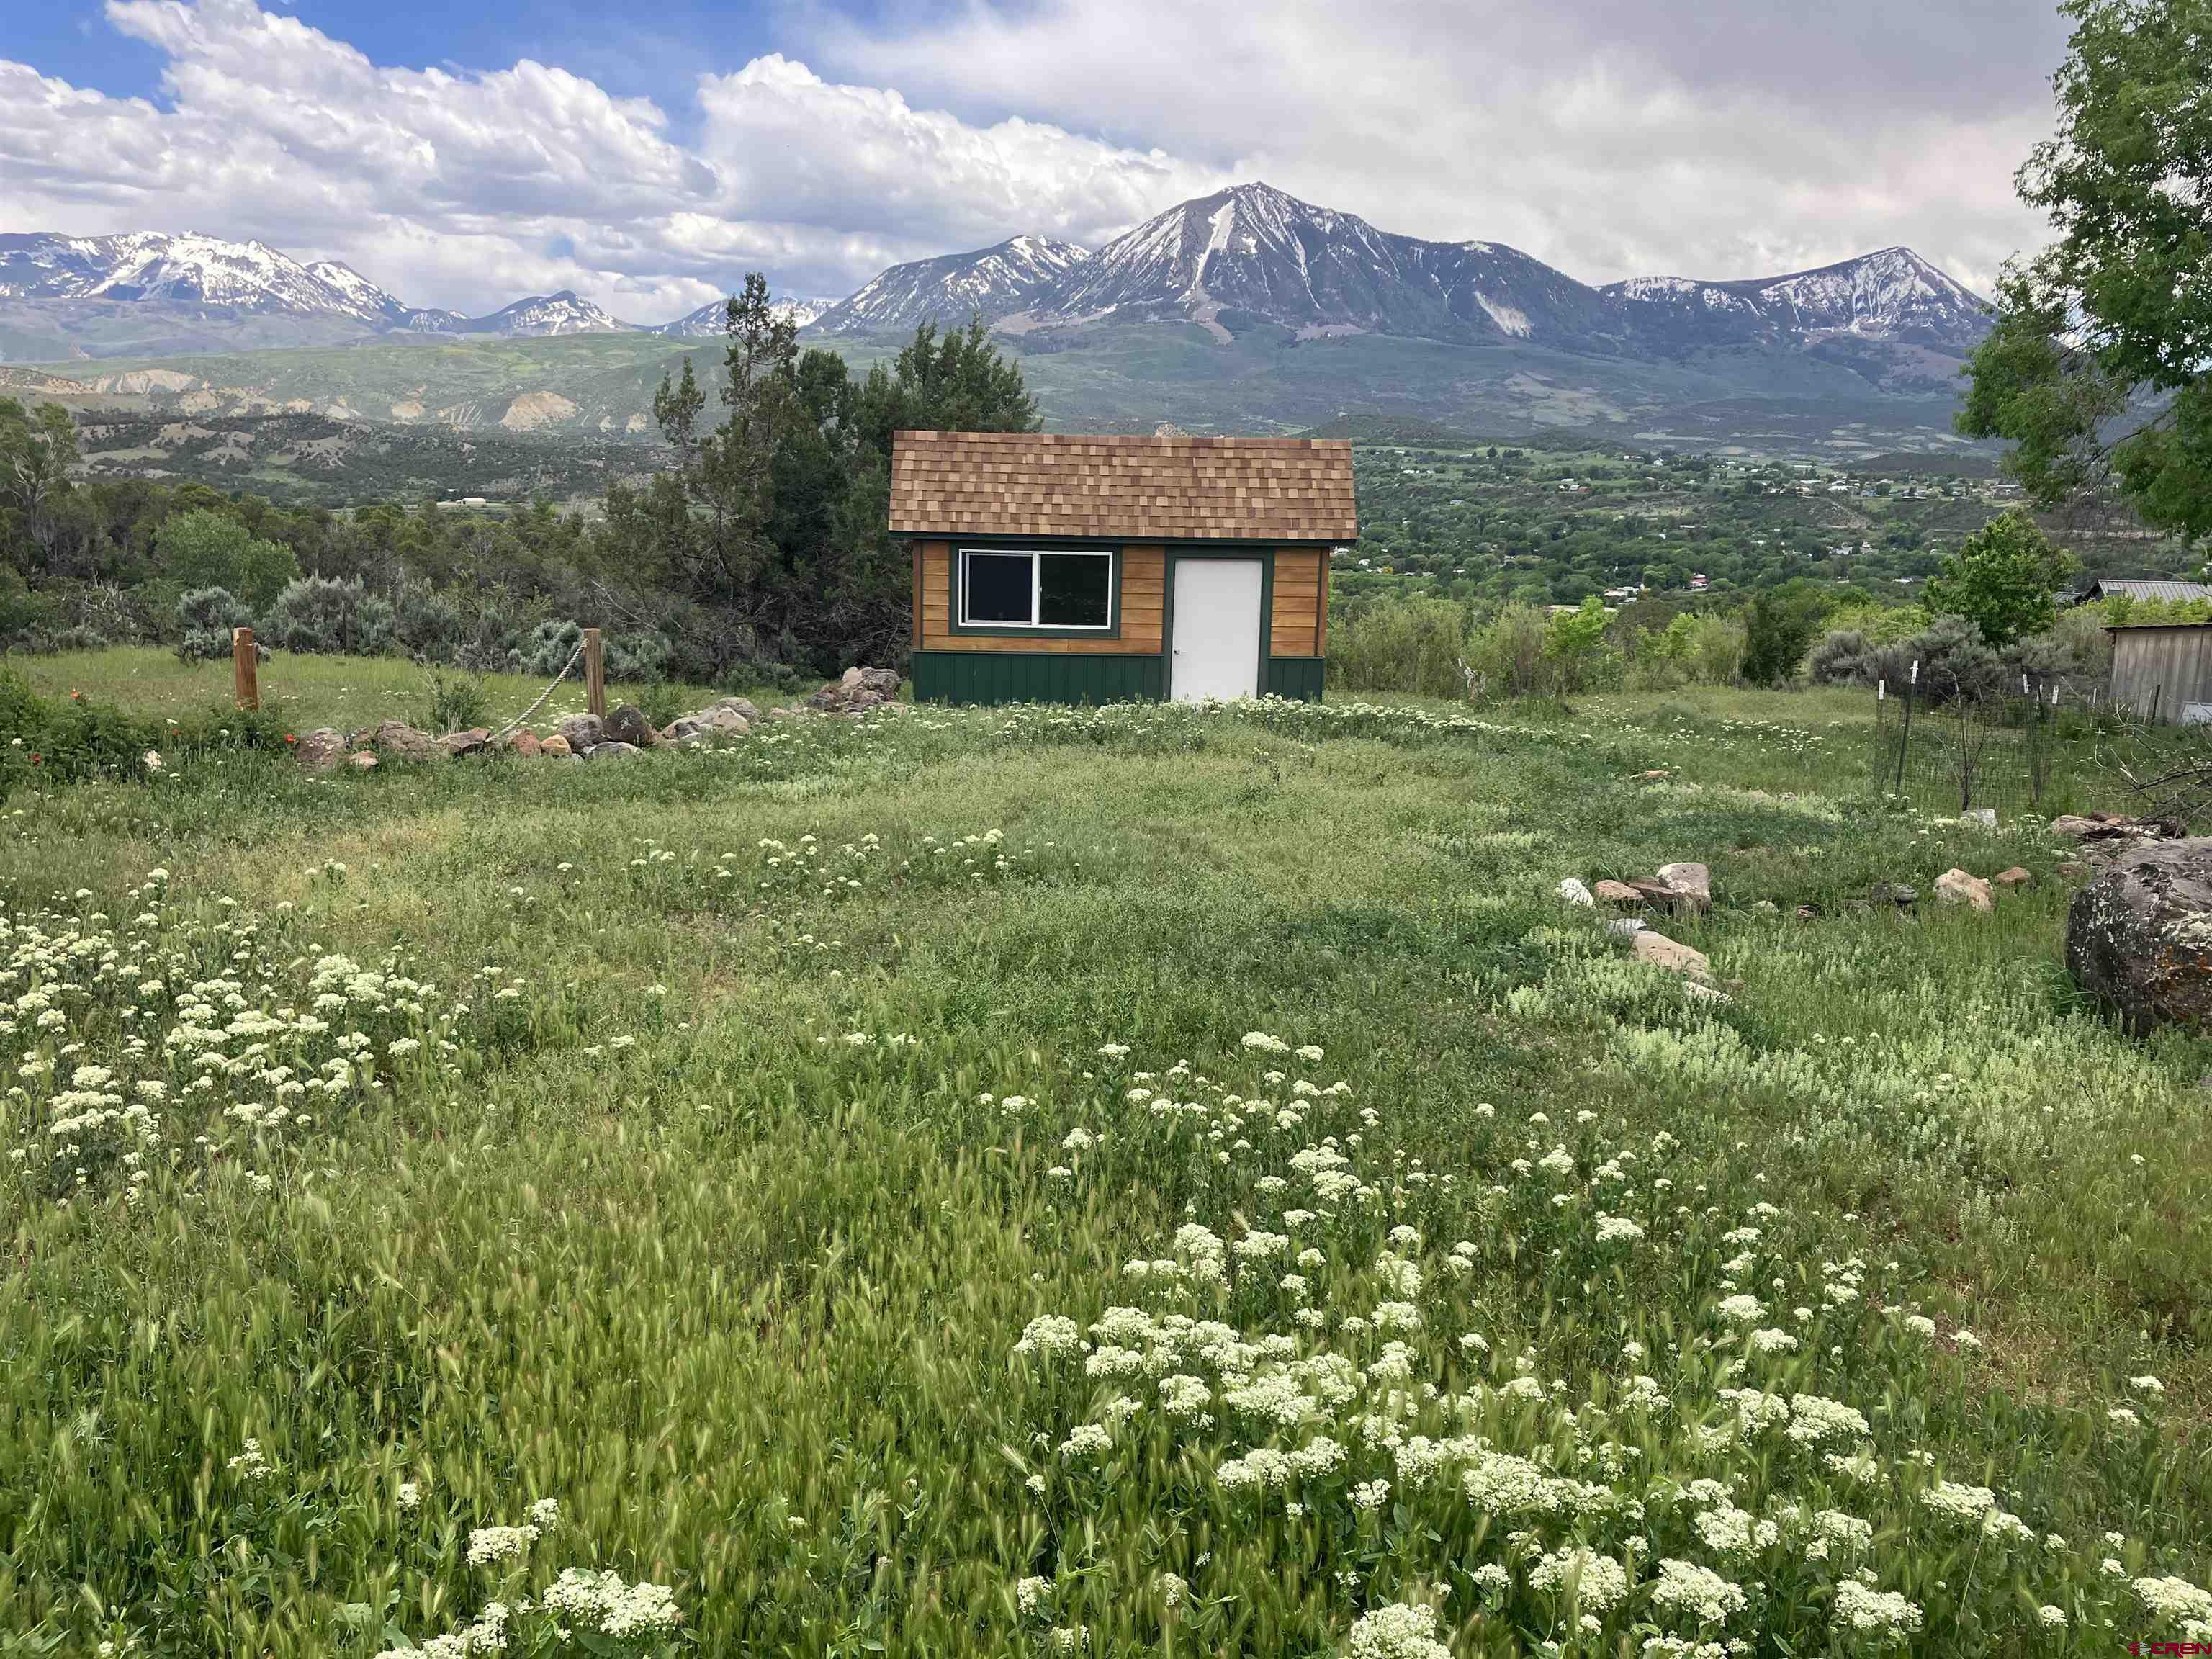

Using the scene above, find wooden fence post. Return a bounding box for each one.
[583,627,606,718]
[232,626,259,711]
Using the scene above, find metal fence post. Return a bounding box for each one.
[1892,660,1917,796]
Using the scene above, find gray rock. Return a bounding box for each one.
[1656,861,1712,913]
[558,714,604,751]
[1605,917,1647,938]
[710,696,762,724]
[295,727,347,773]
[1557,877,1594,907]
[601,703,663,748]
[584,741,642,761]
[360,719,439,762]
[2067,837,2212,1034]
[1870,882,1918,908]
[843,665,901,698]
[437,727,492,757]
[1961,807,1997,828]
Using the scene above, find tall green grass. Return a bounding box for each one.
[2,691,2208,1655]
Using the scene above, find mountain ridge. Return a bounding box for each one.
[0,202,1988,372]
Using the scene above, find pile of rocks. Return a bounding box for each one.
[292,667,900,772]
[808,666,901,714]
[1568,861,1712,917]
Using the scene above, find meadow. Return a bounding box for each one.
[3,657,2210,1658]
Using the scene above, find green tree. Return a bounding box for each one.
[1959,0,2212,548]
[153,508,299,608]
[1741,587,1826,685]
[1920,510,2079,647]
[1540,597,1613,692]
[0,398,78,579]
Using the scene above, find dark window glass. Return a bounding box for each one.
[1038,554,1110,627]
[965,554,1033,624]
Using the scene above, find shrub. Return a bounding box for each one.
[1540,597,1619,693]
[173,587,253,663]
[263,576,396,657]
[1808,629,1874,686]
[632,683,685,730]
[1898,613,2004,705]
[1465,603,1550,698]
[1742,590,1823,685]
[420,668,491,734]
[392,579,468,664]
[1327,598,1470,698]
[0,668,289,799]
[515,619,586,678]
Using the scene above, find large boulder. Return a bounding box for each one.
[601,703,664,748]
[557,714,604,751]
[295,727,347,773]
[2067,837,2212,1034]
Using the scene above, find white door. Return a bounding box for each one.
[1170,559,1262,701]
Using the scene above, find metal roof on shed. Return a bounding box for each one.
[889,430,1359,543]
[2086,579,2212,603]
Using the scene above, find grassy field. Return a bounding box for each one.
[11,646,742,738]
[3,670,2210,1656]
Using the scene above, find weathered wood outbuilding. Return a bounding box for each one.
[891,430,1357,705]
[2108,622,2212,724]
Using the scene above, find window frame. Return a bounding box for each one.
[953,545,1119,637]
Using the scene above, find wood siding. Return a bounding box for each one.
[2109,626,2212,723]
[917,541,1166,655]
[1269,547,1327,657]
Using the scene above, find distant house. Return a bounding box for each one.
[891,430,1357,706]
[2080,578,2212,606]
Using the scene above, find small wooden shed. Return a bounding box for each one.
[2108,622,2212,724]
[891,430,1357,705]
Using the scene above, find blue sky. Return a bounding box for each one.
[21,0,789,112]
[3,0,2067,321]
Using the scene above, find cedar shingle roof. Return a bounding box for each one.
[889,431,1359,543]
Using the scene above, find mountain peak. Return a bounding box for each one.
[811,233,1089,334]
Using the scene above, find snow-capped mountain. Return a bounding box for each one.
[811,235,1089,334]
[1003,183,1988,361]
[1604,247,1990,352]
[1025,183,1626,349]
[0,232,407,325]
[649,294,838,338]
[423,290,639,338]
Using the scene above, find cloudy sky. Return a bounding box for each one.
[4,0,2071,323]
